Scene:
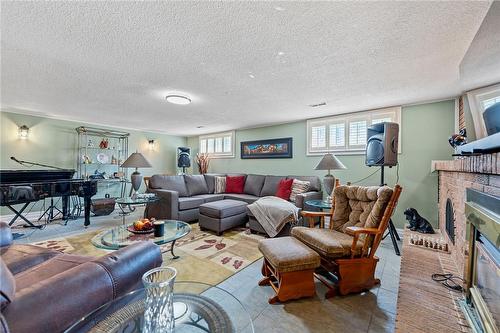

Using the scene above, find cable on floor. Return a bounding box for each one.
[431,273,465,292]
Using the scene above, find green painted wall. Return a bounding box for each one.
[0,111,186,215]
[188,100,456,228]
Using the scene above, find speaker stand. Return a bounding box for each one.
[380,166,401,256]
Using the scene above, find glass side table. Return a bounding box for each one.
[304,199,332,210]
[115,196,159,225]
[65,281,254,333]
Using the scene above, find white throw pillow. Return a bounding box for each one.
[289,179,310,202]
[214,176,226,194]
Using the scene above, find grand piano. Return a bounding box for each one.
[0,169,97,227]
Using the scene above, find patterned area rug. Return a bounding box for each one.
[33,224,264,286]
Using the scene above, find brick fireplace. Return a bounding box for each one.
[432,152,500,278]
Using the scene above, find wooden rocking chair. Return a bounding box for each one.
[292,184,402,298]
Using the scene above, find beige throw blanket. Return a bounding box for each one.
[247,196,299,237]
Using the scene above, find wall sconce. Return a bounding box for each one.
[18,125,30,139]
[148,139,155,151]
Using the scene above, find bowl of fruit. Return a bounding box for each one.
[127,218,155,234]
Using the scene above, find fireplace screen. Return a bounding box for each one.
[461,188,499,333]
[445,198,455,244]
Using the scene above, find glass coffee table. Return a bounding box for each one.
[65,281,254,333]
[91,220,191,259]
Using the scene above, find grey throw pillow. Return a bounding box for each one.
[184,175,209,196]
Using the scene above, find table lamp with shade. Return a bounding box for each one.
[120,152,152,196]
[314,153,346,203]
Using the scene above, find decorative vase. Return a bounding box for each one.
[142,267,177,333]
[323,175,335,203]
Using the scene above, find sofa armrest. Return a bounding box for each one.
[145,189,179,220]
[294,191,323,209]
[92,241,162,297]
[2,242,162,333]
[0,222,13,248]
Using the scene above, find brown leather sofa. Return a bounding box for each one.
[0,222,163,333]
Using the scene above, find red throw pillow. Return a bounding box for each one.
[225,176,245,194]
[275,178,294,200]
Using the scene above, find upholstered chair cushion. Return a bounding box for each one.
[331,185,393,233]
[258,237,320,273]
[291,227,363,259]
[243,174,266,196]
[149,175,189,197]
[184,175,209,196]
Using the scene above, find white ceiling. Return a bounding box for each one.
[0,1,494,136]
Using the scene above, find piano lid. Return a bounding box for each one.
[0,169,76,184]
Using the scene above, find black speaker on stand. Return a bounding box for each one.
[366,122,401,256]
[177,147,191,174]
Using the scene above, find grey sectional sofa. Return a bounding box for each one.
[144,173,322,227]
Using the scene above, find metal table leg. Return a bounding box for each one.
[170,239,180,259]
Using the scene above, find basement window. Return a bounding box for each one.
[467,83,500,139]
[199,131,235,158]
[306,106,401,155]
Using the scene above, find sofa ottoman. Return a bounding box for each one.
[199,199,248,235]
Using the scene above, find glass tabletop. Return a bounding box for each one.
[65,281,254,333]
[92,220,191,250]
[305,199,332,209]
[116,196,159,205]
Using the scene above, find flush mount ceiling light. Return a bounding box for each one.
[165,94,191,105]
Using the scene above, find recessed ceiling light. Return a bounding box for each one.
[248,74,255,79]
[166,94,191,105]
[274,6,285,11]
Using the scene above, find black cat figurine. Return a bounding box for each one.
[448,128,467,148]
[404,208,435,234]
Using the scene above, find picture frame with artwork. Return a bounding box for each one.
[240,137,293,159]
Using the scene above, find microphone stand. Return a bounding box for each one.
[380,166,401,256]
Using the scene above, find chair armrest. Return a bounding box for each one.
[0,222,13,247]
[2,242,162,333]
[145,189,179,219]
[294,191,323,209]
[301,211,331,217]
[345,226,380,236]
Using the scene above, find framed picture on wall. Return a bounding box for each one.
[240,137,293,159]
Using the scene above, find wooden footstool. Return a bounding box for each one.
[258,236,320,304]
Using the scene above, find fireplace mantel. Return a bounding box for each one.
[432,152,499,175]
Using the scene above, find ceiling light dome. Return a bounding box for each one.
[166,94,191,105]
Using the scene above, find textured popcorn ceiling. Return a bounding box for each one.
[0,1,493,135]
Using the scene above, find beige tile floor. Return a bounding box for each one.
[7,207,401,333]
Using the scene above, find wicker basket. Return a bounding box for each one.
[91,198,116,216]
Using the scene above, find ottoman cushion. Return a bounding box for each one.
[258,237,320,273]
[199,199,247,219]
